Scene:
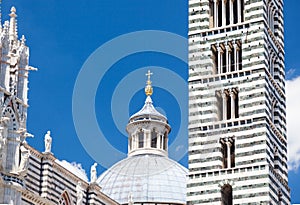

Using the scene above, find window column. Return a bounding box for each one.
[214,0,219,27]
[233,42,238,71]
[236,46,240,70]
[237,0,241,23]
[217,44,223,74]
[134,134,138,149]
[229,89,235,119]
[225,43,231,73]
[157,133,161,149]
[221,90,227,120]
[128,140,131,152]
[222,0,226,27]
[229,0,234,24]
[145,130,150,148]
[226,140,232,168]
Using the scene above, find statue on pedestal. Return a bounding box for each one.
[44,130,52,153]
[90,162,97,183]
[18,141,30,173]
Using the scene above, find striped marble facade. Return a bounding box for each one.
[187,0,290,204]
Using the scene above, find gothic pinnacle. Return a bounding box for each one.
[9,6,17,42]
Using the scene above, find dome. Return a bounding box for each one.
[129,96,167,123]
[97,154,187,204]
[97,70,187,204]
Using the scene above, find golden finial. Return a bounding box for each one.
[145,70,153,96]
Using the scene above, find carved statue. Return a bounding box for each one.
[0,117,9,170]
[19,142,30,172]
[0,134,7,170]
[128,192,134,205]
[44,130,52,153]
[76,181,84,205]
[90,162,97,183]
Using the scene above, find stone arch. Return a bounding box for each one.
[221,184,233,205]
[58,190,72,205]
[218,180,234,205]
[2,106,18,131]
[218,179,234,188]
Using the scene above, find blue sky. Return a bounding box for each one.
[2,0,300,203]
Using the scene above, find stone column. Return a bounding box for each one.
[236,47,240,70]
[222,0,226,26]
[233,42,238,71]
[237,0,241,23]
[145,130,150,148]
[217,45,222,74]
[225,43,230,73]
[226,140,232,168]
[131,135,134,150]
[128,137,131,152]
[221,90,227,120]
[230,0,234,24]
[157,133,161,149]
[214,0,219,27]
[229,50,232,72]
[134,134,138,149]
[229,89,235,119]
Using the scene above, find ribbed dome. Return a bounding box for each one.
[98,71,187,204]
[97,154,187,204]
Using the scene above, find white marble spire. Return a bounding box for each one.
[9,7,17,43]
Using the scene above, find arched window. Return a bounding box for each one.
[220,138,235,169]
[221,184,233,205]
[267,3,275,32]
[138,129,144,148]
[230,140,235,168]
[151,129,157,148]
[221,141,228,168]
[58,191,72,205]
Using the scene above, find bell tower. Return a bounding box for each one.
[0,6,36,204]
[188,0,290,204]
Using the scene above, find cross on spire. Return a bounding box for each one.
[146,70,153,85]
[145,70,153,96]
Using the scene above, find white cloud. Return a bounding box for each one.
[287,76,300,171]
[286,68,296,79]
